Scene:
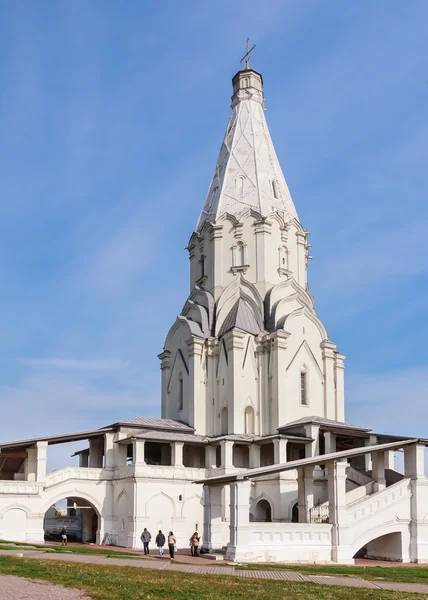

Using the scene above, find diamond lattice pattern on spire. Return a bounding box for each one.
[196,69,298,231]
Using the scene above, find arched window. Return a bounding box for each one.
[237,242,245,266]
[178,375,183,411]
[235,176,244,196]
[244,406,255,434]
[220,407,228,435]
[200,256,205,278]
[271,180,279,199]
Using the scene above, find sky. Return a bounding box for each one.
[0,1,427,469]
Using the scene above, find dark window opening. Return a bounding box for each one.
[183,444,205,468]
[144,442,172,466]
[260,443,275,467]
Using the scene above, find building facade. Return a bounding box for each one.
[1,65,427,564]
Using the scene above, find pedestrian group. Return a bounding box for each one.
[140,528,201,559]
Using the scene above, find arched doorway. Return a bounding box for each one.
[44,496,99,543]
[353,531,404,562]
[291,502,299,523]
[250,499,272,522]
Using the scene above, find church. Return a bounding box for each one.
[1,63,427,564]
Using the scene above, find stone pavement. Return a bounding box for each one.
[1,549,428,595]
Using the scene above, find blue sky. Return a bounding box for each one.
[0,1,427,465]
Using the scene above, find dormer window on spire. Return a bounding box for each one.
[271,179,279,200]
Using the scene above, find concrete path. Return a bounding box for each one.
[0,549,427,595]
[0,574,88,600]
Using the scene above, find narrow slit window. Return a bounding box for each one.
[271,180,279,199]
[178,376,183,411]
[300,372,308,405]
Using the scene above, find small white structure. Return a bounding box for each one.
[1,65,427,564]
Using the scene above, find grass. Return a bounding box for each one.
[0,556,423,600]
[0,540,142,559]
[234,562,428,584]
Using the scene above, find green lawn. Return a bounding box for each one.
[0,540,142,559]
[0,556,424,600]
[235,563,428,584]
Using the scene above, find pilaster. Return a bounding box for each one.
[225,479,252,560]
[159,350,171,419]
[327,460,352,563]
[321,341,337,420]
[172,442,184,467]
[269,330,289,429]
[186,336,205,433]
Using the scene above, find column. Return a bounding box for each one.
[225,479,252,561]
[26,446,37,481]
[79,450,89,468]
[36,441,48,481]
[372,450,386,492]
[270,331,289,430]
[249,444,261,469]
[220,440,234,468]
[89,438,103,468]
[104,433,116,469]
[334,353,346,422]
[172,442,184,467]
[273,438,287,464]
[205,445,217,469]
[297,466,314,523]
[327,460,352,563]
[324,431,336,455]
[384,450,395,471]
[321,341,337,420]
[404,443,428,563]
[202,484,212,551]
[158,351,171,419]
[303,424,320,458]
[132,439,146,466]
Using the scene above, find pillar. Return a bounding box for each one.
[205,445,217,469]
[372,450,386,492]
[220,440,234,468]
[79,450,89,468]
[26,446,37,481]
[303,424,320,458]
[202,484,212,551]
[132,439,146,466]
[273,438,287,464]
[104,433,116,469]
[324,431,336,455]
[404,444,428,563]
[297,466,314,523]
[89,438,103,468]
[249,444,261,469]
[172,442,183,467]
[384,450,395,471]
[187,337,206,432]
[321,341,337,420]
[225,479,252,561]
[36,441,48,481]
[327,460,352,563]
[159,351,171,419]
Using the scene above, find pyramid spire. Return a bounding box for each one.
[196,68,298,231]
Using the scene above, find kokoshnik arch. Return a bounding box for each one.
[1,63,428,564]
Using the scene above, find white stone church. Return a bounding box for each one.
[1,65,427,564]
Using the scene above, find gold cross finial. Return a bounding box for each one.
[240,38,256,70]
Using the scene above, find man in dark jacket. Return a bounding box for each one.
[155,530,166,556]
[140,528,152,555]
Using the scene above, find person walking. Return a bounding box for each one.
[191,531,200,556]
[140,528,151,555]
[155,530,166,556]
[168,531,176,559]
[60,526,68,547]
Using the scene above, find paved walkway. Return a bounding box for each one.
[1,549,428,595]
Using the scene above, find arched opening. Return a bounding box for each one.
[244,406,255,434]
[220,407,228,435]
[237,242,245,266]
[235,176,244,196]
[353,531,404,562]
[250,499,272,522]
[291,502,299,523]
[271,179,279,199]
[44,496,99,544]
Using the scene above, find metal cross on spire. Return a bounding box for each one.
[240,38,256,70]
